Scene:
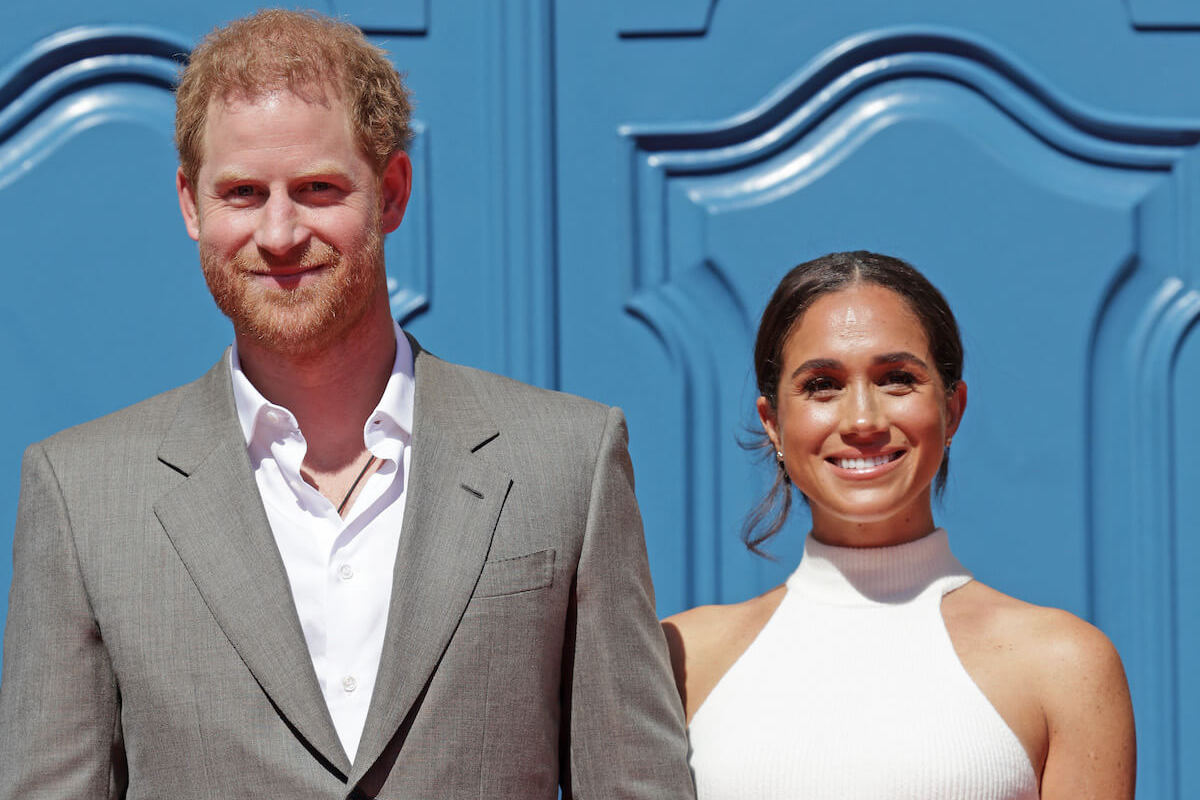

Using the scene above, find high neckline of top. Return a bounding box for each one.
[785,529,972,606]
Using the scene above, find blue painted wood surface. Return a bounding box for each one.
[1,1,1196,796]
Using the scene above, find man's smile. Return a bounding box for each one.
[252,263,328,278]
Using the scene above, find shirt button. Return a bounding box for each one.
[338,564,354,581]
[342,675,358,693]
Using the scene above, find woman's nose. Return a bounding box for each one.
[840,382,886,437]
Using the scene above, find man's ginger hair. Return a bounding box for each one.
[175,8,413,185]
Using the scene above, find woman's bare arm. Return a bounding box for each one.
[1037,614,1136,799]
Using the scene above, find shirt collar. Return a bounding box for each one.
[229,320,415,457]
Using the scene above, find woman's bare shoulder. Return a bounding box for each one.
[945,580,1123,669]
[943,580,1135,797]
[663,585,786,642]
[662,585,788,723]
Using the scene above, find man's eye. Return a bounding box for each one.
[232,185,256,197]
[310,181,332,192]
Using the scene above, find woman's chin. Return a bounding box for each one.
[808,494,935,546]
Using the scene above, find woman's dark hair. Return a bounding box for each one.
[744,251,964,554]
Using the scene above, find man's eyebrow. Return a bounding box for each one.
[874,351,929,369]
[209,164,352,185]
[295,163,352,180]
[211,169,255,186]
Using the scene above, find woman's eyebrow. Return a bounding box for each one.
[874,351,929,369]
[790,358,841,380]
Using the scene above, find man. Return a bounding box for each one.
[0,10,694,798]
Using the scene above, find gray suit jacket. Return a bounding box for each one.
[0,340,694,799]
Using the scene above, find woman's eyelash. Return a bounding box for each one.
[800,370,921,395]
[883,371,917,385]
[802,376,839,394]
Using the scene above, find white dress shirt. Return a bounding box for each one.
[230,322,414,763]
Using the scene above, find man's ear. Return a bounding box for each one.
[756,396,782,453]
[379,150,412,234]
[946,380,967,439]
[177,167,201,242]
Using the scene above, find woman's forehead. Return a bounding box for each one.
[786,285,930,360]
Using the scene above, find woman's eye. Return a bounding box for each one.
[882,371,917,388]
[802,376,840,396]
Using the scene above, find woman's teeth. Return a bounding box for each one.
[835,452,901,470]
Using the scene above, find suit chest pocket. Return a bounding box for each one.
[473,548,555,598]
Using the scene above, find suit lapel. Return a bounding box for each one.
[350,343,511,781]
[153,357,351,777]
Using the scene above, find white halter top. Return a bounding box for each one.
[687,529,1038,799]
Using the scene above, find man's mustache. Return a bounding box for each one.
[229,242,342,273]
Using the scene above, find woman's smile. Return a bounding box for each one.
[826,448,906,476]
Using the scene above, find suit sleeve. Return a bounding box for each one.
[0,443,125,799]
[561,407,696,799]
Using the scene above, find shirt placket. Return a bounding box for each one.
[324,524,372,750]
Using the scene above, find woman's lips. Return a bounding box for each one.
[825,449,905,478]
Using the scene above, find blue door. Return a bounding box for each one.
[2,1,1197,796]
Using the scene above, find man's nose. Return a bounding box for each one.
[840,382,886,438]
[254,193,307,255]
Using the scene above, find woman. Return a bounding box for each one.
[663,251,1136,798]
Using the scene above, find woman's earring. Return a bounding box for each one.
[945,437,953,449]
[775,450,785,463]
